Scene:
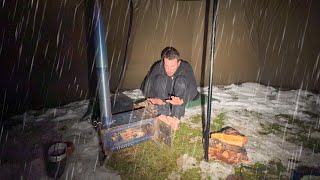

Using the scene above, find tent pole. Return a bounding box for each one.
[205,0,219,162]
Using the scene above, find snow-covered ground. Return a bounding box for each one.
[1,82,319,179]
[124,82,320,179]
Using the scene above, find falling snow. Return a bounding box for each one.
[0,0,320,179]
[1,83,319,179]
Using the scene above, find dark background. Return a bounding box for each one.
[0,0,319,119]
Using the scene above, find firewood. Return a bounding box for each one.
[220,127,244,136]
[208,127,249,164]
[208,147,249,164]
[209,139,247,153]
[210,133,248,147]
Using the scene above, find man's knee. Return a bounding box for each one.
[173,76,187,97]
[154,74,166,88]
[172,105,185,119]
[174,76,187,90]
[153,74,169,99]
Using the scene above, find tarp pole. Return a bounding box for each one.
[205,0,219,162]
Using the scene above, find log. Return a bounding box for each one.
[208,147,249,164]
[210,126,248,147]
[209,139,246,153]
[208,138,249,164]
[209,127,249,164]
[210,133,248,147]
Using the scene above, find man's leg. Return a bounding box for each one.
[171,76,187,119]
[153,74,171,116]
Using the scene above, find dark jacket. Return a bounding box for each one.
[141,60,199,102]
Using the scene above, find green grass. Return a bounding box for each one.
[258,122,282,135]
[106,113,227,179]
[276,114,294,120]
[211,113,225,132]
[190,113,225,132]
[286,135,320,153]
[259,114,316,135]
[191,114,202,124]
[234,160,287,179]
[277,114,314,129]
[244,109,262,118]
[277,114,306,130]
[181,168,202,180]
[259,114,320,153]
[106,123,203,180]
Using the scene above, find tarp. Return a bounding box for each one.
[0,0,319,113]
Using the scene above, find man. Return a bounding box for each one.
[141,47,199,129]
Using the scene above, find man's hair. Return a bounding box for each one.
[161,46,180,60]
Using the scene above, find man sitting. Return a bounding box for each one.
[141,47,199,130]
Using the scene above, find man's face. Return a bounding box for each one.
[163,58,181,77]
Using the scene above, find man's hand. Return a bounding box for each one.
[147,98,166,105]
[157,114,180,130]
[166,96,184,106]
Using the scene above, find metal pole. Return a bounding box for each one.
[94,0,112,129]
[205,0,219,162]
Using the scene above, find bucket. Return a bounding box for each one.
[47,143,67,179]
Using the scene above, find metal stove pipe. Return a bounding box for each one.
[93,1,112,129]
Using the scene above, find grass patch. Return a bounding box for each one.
[244,109,262,118]
[106,113,226,179]
[302,111,319,118]
[191,114,202,124]
[277,114,302,126]
[276,114,294,120]
[106,123,203,179]
[189,113,225,132]
[272,114,320,153]
[258,122,282,135]
[286,135,320,153]
[234,160,287,179]
[211,113,225,132]
[276,114,317,133]
[181,168,202,180]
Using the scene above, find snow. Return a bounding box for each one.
[176,154,197,172]
[1,82,320,179]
